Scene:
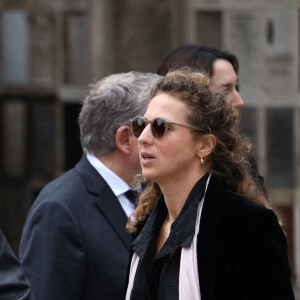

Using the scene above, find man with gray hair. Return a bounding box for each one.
[19,72,161,300]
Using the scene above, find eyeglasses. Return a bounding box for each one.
[130,116,202,140]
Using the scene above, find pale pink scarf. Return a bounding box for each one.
[126,173,211,300]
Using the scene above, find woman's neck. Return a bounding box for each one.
[159,172,207,221]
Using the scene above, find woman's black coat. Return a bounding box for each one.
[130,174,295,300]
[196,175,294,300]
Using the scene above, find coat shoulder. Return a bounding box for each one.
[208,176,278,232]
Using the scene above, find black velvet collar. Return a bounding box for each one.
[132,174,209,260]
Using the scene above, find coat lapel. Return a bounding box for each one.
[197,175,231,300]
[75,155,132,250]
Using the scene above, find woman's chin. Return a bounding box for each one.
[142,170,157,182]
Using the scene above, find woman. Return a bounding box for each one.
[156,44,244,108]
[125,69,294,300]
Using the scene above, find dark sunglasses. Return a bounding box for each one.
[130,116,202,140]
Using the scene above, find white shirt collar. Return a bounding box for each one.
[86,152,130,196]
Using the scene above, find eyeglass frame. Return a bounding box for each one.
[130,116,203,140]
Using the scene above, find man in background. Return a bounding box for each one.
[19,71,160,300]
[156,44,266,194]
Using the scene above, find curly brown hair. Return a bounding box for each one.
[127,68,280,233]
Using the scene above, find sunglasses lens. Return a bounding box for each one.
[131,117,146,138]
[152,118,167,139]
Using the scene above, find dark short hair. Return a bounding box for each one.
[156,44,239,77]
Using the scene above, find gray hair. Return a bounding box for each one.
[79,71,161,156]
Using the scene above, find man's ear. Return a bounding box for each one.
[196,134,217,160]
[115,125,131,155]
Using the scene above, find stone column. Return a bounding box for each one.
[88,0,115,80]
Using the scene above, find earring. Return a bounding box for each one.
[200,157,205,165]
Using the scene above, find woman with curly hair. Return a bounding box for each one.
[125,69,294,300]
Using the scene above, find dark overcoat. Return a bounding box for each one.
[129,175,295,300]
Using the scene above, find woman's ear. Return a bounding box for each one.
[115,125,131,155]
[196,134,217,160]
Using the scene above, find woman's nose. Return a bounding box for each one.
[138,123,153,144]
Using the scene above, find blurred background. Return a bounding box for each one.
[0,0,299,294]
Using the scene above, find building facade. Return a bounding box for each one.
[0,0,299,292]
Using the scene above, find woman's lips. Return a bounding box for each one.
[140,151,155,165]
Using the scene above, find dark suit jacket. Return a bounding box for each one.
[19,155,132,300]
[0,231,34,300]
[129,175,294,300]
